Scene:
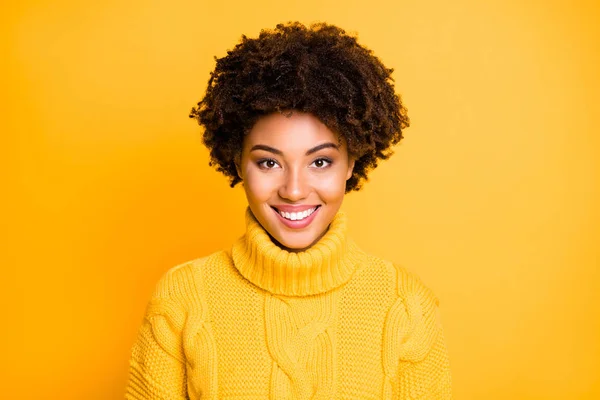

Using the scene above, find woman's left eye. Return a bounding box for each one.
[310,158,332,168]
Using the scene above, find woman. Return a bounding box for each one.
[126,21,452,399]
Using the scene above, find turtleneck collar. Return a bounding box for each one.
[231,207,365,297]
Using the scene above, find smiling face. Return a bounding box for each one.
[235,111,355,251]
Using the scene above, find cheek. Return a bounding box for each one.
[244,170,276,201]
[313,170,347,202]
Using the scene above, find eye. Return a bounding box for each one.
[310,158,332,169]
[257,158,280,169]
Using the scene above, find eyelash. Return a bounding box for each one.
[257,158,279,170]
[257,157,333,170]
[311,157,333,169]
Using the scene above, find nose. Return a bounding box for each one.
[278,167,308,202]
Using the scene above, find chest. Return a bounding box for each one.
[183,264,397,399]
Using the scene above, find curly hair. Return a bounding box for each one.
[189,21,409,192]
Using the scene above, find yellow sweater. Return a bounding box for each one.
[126,208,452,399]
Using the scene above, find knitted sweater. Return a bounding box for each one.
[126,208,452,399]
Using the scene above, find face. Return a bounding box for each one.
[236,111,355,251]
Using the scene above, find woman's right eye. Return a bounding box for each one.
[257,159,280,169]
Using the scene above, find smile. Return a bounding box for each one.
[270,205,321,229]
[276,206,318,221]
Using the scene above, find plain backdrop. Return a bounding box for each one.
[2,0,599,398]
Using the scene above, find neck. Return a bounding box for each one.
[231,207,365,296]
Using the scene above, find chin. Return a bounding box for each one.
[272,227,325,252]
[251,204,333,251]
[279,238,314,251]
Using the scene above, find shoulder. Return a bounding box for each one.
[153,250,230,291]
[148,250,230,312]
[151,257,202,298]
[362,253,439,305]
[391,262,439,307]
[141,253,225,335]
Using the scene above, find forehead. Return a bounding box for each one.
[244,111,342,149]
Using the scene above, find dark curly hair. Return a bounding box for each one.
[189,21,409,192]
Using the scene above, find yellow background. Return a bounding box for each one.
[2,0,599,398]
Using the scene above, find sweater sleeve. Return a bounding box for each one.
[126,264,191,400]
[385,265,453,399]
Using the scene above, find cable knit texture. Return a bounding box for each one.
[126,207,453,399]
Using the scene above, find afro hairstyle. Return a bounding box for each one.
[189,21,409,192]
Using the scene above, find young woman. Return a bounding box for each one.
[126,21,452,399]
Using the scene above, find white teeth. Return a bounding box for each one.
[278,207,317,221]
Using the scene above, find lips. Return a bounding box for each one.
[271,205,321,229]
[275,206,318,220]
[270,205,321,213]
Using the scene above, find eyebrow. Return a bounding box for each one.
[250,142,339,156]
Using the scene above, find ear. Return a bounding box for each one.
[234,153,243,180]
[346,157,355,181]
